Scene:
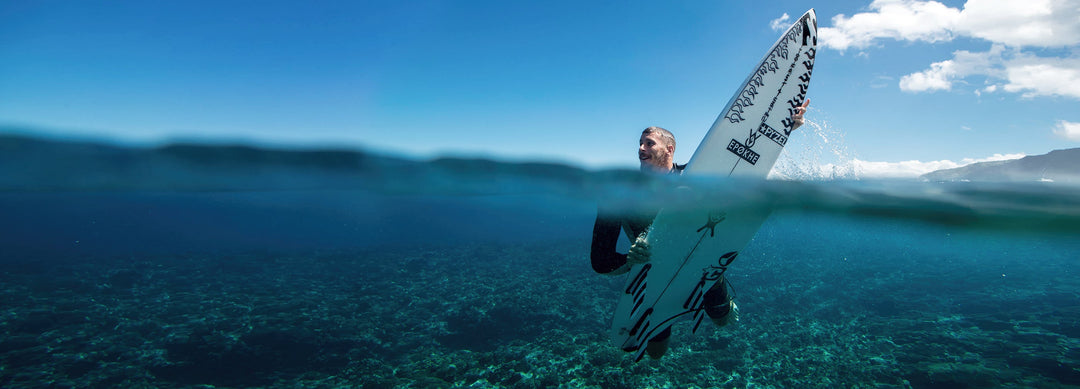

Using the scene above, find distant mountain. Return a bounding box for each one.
[0,132,597,193]
[921,148,1080,183]
[0,133,401,191]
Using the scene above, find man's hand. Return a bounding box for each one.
[627,235,651,265]
[791,98,810,131]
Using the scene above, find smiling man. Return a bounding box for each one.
[637,126,679,174]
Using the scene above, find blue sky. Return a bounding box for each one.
[2,0,1078,177]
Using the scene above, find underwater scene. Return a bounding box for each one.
[1,135,1079,388]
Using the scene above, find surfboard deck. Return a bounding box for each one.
[610,9,817,361]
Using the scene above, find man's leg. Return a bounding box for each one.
[703,277,737,327]
[645,327,671,359]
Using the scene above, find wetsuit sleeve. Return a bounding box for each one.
[591,213,628,274]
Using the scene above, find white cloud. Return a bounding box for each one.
[899,45,1005,92]
[769,13,791,32]
[1002,57,1080,98]
[1054,120,1080,141]
[899,60,956,91]
[852,158,960,178]
[956,0,1080,47]
[821,0,1080,99]
[820,0,960,51]
[821,0,1080,51]
[903,48,1080,98]
[771,153,1025,179]
[957,153,1027,166]
[851,153,1024,178]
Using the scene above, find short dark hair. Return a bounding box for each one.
[642,126,675,149]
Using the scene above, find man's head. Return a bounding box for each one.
[639,126,675,173]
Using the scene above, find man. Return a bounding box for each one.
[591,101,809,359]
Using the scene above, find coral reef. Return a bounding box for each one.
[2,215,1077,388]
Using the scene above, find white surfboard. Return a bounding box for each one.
[610,9,817,361]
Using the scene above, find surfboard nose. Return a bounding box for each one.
[805,9,817,31]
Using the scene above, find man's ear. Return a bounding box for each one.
[667,145,675,155]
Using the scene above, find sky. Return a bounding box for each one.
[2,0,1078,177]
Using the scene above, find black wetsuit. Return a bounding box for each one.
[590,209,653,274]
[590,163,684,274]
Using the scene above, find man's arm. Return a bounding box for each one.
[591,213,629,274]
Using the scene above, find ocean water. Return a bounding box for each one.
[2,139,1079,388]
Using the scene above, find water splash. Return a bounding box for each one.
[770,115,859,180]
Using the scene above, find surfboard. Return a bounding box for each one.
[610,9,817,361]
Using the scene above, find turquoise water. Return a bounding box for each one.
[1,137,1079,387]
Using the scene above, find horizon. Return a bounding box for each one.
[6,124,1066,181]
[2,1,1078,178]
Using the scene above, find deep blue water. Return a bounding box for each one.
[1,140,1079,387]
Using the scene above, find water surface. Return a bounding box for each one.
[1,138,1078,388]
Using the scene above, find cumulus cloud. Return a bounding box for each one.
[819,0,960,51]
[769,13,791,32]
[821,0,1080,99]
[899,60,956,92]
[852,158,961,178]
[850,153,1024,178]
[821,0,1080,51]
[956,0,1080,47]
[899,45,1005,92]
[772,153,1025,179]
[1002,57,1080,98]
[904,48,1080,98]
[1054,120,1080,141]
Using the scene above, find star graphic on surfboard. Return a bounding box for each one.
[696,212,727,237]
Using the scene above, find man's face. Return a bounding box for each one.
[639,132,673,172]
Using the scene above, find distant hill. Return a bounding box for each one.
[921,148,1080,183]
[0,132,597,192]
[0,133,398,191]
